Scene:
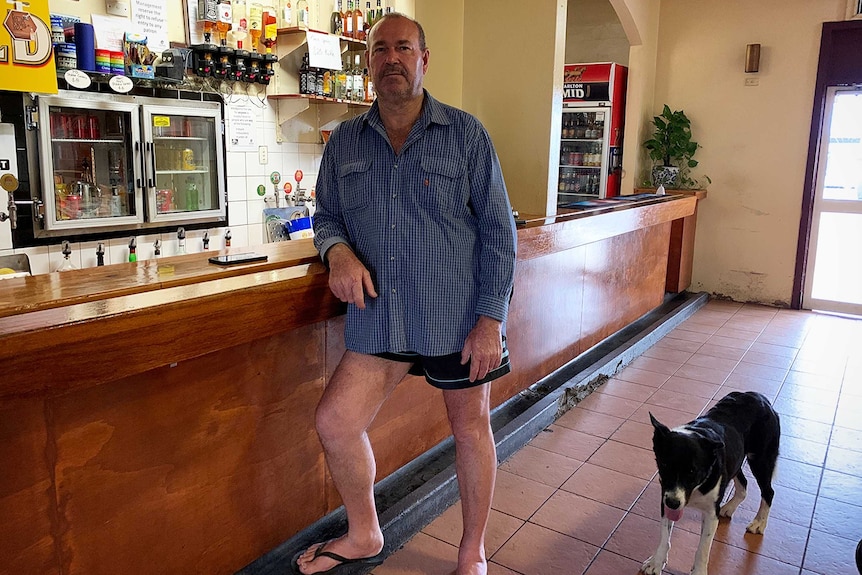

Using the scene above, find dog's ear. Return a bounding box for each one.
[649,412,670,436]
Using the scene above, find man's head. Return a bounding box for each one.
[365,13,429,105]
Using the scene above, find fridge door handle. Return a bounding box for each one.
[146,141,156,189]
[135,141,142,190]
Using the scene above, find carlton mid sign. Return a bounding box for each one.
[563,63,612,103]
[1,1,57,94]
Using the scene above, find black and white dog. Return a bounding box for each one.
[642,391,780,575]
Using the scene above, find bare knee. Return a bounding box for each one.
[315,400,363,445]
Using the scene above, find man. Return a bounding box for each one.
[295,12,516,575]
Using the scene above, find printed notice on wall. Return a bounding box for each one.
[228,103,257,152]
[307,31,343,70]
[132,0,169,53]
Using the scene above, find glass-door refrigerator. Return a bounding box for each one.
[30,90,226,239]
[558,62,627,207]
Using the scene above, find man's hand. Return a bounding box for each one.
[326,243,378,309]
[461,316,503,382]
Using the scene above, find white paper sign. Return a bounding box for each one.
[64,69,92,89]
[91,14,128,52]
[307,31,343,70]
[227,102,257,151]
[132,0,169,53]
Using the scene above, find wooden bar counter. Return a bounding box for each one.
[0,194,696,575]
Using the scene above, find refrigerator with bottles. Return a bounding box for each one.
[558,62,627,205]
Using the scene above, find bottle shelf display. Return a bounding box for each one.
[30,90,227,239]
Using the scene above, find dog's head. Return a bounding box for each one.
[649,413,723,522]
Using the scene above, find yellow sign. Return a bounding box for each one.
[0,0,57,94]
[153,116,172,128]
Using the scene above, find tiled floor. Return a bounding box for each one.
[373,300,862,575]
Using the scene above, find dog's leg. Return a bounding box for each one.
[642,516,674,575]
[691,510,719,575]
[719,473,747,518]
[746,453,777,534]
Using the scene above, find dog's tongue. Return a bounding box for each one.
[664,505,684,522]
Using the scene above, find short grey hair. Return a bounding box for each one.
[368,12,427,51]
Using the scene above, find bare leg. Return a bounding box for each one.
[442,384,495,575]
[296,351,412,575]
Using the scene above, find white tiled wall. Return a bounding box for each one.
[0,99,324,275]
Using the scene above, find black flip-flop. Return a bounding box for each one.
[291,541,384,575]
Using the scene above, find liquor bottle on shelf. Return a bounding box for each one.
[344,55,354,100]
[279,0,292,28]
[375,0,382,23]
[337,62,348,100]
[331,0,343,34]
[352,54,364,101]
[352,0,364,40]
[232,0,248,48]
[322,69,332,97]
[299,52,311,93]
[363,1,373,35]
[217,0,233,45]
[248,2,263,50]
[296,0,309,27]
[344,0,354,37]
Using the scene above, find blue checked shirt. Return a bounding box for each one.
[313,91,517,356]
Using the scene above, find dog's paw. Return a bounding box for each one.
[746,516,768,534]
[718,504,734,518]
[690,567,709,575]
[641,556,664,575]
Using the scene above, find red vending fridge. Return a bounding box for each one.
[558,62,627,205]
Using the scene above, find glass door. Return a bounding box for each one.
[37,93,143,231]
[802,86,862,315]
[558,107,608,206]
[141,100,226,224]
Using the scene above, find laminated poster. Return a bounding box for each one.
[0,0,57,94]
[228,102,257,152]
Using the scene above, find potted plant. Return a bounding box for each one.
[643,105,709,189]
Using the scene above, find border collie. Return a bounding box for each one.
[642,391,780,575]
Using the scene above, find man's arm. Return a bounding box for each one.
[325,243,378,310]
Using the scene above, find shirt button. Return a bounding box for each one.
[391,288,396,293]
[392,193,397,198]
[390,256,395,261]
[391,224,396,229]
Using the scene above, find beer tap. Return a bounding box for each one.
[294,169,305,206]
[154,239,161,257]
[224,229,232,248]
[96,243,105,266]
[270,171,281,208]
[202,231,210,250]
[177,227,186,255]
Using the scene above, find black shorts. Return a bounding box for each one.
[375,337,511,390]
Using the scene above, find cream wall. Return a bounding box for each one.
[565,0,629,65]
[654,0,846,305]
[415,0,463,108]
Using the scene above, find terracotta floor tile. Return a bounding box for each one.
[731,361,789,383]
[486,561,520,575]
[748,341,800,359]
[819,468,862,506]
[421,503,524,558]
[490,521,599,575]
[791,357,848,378]
[628,356,683,376]
[683,353,740,372]
[718,376,783,399]
[829,425,862,453]
[689,308,734,326]
[560,461,650,510]
[491,469,556,520]
[772,396,836,425]
[697,342,748,361]
[783,370,843,391]
[576,392,642,420]
[776,383,840,408]
[706,334,754,350]
[582,549,644,575]
[802,528,860,575]
[812,496,862,542]
[673,363,731,385]
[776,413,833,445]
[530,490,626,547]
[706,538,800,575]
[676,320,721,335]
[833,405,862,431]
[527,425,607,461]
[373,531,457,575]
[773,457,823,494]
[630,403,699,428]
[654,337,703,353]
[825,444,862,476]
[659,376,720,400]
[737,482,816,528]
[779,434,829,466]
[595,378,656,403]
[587,440,656,480]
[609,419,655,451]
[666,328,711,344]
[554,408,625,439]
[613,367,672,388]
[714,326,760,341]
[604,512,703,574]
[740,350,796,369]
[642,345,695,364]
[498,444,583,488]
[756,331,808,348]
[646,388,712,415]
[711,505,808,567]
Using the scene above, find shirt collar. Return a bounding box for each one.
[363,89,452,133]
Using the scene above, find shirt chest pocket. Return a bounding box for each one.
[338,159,372,211]
[419,156,467,214]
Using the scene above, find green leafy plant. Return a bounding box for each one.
[643,105,710,189]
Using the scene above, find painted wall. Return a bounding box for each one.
[415,0,463,108]
[653,0,846,305]
[565,0,630,66]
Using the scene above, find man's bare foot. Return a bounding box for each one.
[454,559,487,575]
[294,534,384,575]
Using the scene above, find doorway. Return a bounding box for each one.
[802,87,862,315]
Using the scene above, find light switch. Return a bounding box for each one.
[106,0,130,17]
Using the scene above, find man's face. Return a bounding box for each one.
[365,17,429,104]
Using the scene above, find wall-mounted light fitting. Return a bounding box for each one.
[745,43,761,73]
